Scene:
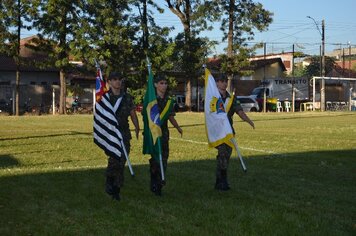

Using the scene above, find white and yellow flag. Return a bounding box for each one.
[204,68,234,148]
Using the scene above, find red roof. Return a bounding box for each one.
[0,36,58,72]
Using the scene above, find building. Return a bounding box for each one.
[241,58,287,80]
[249,52,294,74]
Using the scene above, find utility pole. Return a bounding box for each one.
[307,16,325,111]
[321,19,325,112]
[263,42,266,113]
[343,48,345,75]
[292,44,295,112]
[349,41,352,78]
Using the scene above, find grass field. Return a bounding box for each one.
[0,112,355,235]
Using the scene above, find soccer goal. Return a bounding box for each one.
[311,76,356,111]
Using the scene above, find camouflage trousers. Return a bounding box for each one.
[106,141,130,188]
[150,137,169,174]
[149,138,169,195]
[215,143,232,179]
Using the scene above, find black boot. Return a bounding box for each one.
[105,176,114,195]
[220,170,230,191]
[154,171,162,196]
[111,186,120,201]
[150,171,158,193]
[150,172,162,196]
[215,177,222,190]
[215,170,230,191]
[149,159,163,196]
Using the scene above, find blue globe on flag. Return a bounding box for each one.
[150,104,161,125]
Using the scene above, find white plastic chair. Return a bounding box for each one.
[284,101,291,112]
[326,101,332,110]
[306,102,313,111]
[276,101,283,112]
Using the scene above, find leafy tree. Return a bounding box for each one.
[218,0,272,91]
[130,1,174,89]
[30,0,84,114]
[69,0,177,106]
[0,0,32,115]
[304,56,336,79]
[172,33,215,108]
[164,0,218,110]
[289,64,306,78]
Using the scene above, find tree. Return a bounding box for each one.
[0,0,32,115]
[218,0,272,91]
[30,0,84,114]
[71,0,138,77]
[164,0,218,110]
[131,1,173,84]
[304,56,336,79]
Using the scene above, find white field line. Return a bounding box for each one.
[3,139,278,174]
[2,164,107,174]
[170,137,278,155]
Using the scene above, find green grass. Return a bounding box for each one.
[0,112,355,235]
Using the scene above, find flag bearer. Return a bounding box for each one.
[105,72,140,200]
[150,75,183,196]
[214,75,254,191]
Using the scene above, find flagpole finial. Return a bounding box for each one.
[94,59,99,68]
[146,57,151,68]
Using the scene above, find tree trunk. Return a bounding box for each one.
[227,0,234,93]
[166,0,193,111]
[15,0,21,116]
[15,71,20,116]
[183,0,192,111]
[142,0,148,54]
[141,0,149,87]
[59,70,67,114]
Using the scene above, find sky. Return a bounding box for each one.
[21,0,356,57]
[154,0,356,56]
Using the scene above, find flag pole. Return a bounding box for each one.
[146,57,165,181]
[95,59,134,176]
[157,138,165,181]
[230,138,247,172]
[120,140,135,177]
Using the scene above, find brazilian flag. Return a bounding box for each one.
[142,67,162,158]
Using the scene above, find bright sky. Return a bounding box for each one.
[21,1,356,57]
[154,0,356,56]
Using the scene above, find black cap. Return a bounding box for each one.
[108,71,123,80]
[154,74,167,83]
[215,74,228,82]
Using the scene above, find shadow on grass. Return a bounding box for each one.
[0,149,355,235]
[0,131,92,141]
[0,154,19,168]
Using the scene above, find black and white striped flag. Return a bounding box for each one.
[93,93,125,160]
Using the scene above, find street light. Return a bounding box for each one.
[307,16,325,111]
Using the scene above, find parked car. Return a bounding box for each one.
[236,96,259,112]
[351,97,356,111]
[0,99,11,113]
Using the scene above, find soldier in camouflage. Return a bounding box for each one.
[149,75,183,196]
[214,75,255,191]
[105,72,140,200]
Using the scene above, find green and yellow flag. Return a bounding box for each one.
[142,66,162,157]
